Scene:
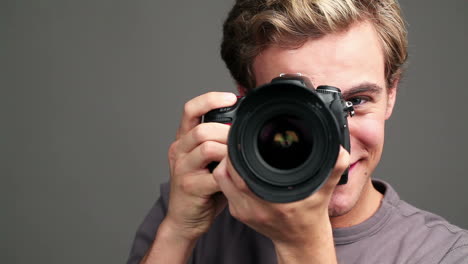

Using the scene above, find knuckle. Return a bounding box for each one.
[200,141,219,159]
[168,141,178,160]
[172,158,185,175]
[179,178,194,193]
[183,101,195,116]
[192,124,209,142]
[212,166,223,181]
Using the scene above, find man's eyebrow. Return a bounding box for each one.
[341,83,384,98]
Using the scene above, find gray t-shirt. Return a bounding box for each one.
[127,180,468,263]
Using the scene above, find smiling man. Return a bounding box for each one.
[128,0,468,263]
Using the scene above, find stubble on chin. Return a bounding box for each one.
[327,175,375,219]
[327,184,361,218]
[328,199,354,217]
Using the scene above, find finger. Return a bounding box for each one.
[214,158,255,221]
[179,172,222,197]
[175,141,227,175]
[177,92,237,139]
[169,123,229,173]
[212,157,239,201]
[327,146,350,188]
[226,157,252,194]
[176,122,230,155]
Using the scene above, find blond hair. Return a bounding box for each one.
[221,0,408,90]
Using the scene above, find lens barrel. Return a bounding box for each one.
[228,80,342,203]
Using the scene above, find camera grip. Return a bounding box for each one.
[202,98,243,173]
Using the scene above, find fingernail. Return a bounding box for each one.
[224,93,237,103]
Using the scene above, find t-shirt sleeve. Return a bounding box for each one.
[126,182,170,264]
[440,244,468,264]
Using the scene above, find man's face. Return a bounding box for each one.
[250,21,397,217]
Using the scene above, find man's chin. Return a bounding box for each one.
[328,204,353,218]
[328,188,355,217]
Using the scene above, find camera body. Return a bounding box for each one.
[203,75,354,203]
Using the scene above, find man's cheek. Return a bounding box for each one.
[350,118,385,149]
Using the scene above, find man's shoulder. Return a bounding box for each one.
[376,179,468,262]
[382,181,467,237]
[394,196,468,247]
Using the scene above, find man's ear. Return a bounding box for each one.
[237,85,248,96]
[385,79,399,120]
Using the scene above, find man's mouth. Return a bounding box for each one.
[349,160,360,173]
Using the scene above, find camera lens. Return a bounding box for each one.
[257,115,313,170]
[227,79,344,202]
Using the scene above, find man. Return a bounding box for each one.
[128,0,468,263]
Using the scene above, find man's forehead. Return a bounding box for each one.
[252,21,386,90]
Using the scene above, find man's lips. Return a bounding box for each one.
[349,160,360,173]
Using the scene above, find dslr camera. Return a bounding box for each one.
[203,74,354,203]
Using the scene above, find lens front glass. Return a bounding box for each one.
[257,115,313,170]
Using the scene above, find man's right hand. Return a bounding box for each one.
[163,92,238,241]
[141,92,238,264]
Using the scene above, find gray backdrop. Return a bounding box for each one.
[2,0,467,263]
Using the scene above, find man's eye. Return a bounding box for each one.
[348,97,368,106]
